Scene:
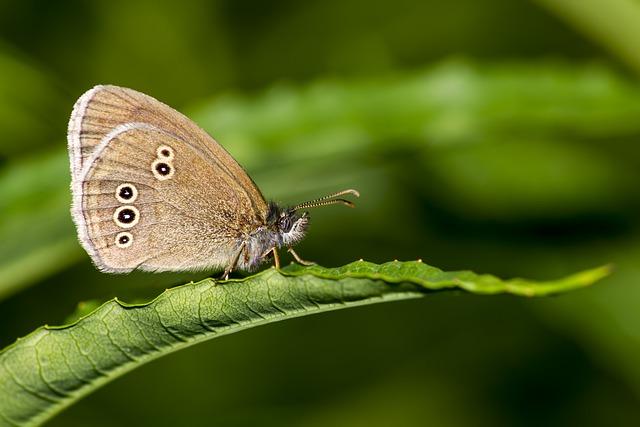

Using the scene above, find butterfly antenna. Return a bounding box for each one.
[293,189,360,210]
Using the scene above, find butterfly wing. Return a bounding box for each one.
[68,84,266,213]
[68,86,268,272]
[75,124,261,272]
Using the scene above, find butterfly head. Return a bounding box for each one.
[266,189,360,248]
[243,189,359,271]
[267,203,310,247]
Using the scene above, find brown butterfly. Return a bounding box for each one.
[67,85,358,278]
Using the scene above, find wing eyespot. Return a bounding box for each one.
[114,205,140,228]
[115,231,133,248]
[152,159,174,180]
[115,183,138,203]
[156,145,175,161]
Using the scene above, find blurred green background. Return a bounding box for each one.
[1,0,640,425]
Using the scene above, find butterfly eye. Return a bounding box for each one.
[115,183,138,203]
[115,231,133,248]
[278,217,291,231]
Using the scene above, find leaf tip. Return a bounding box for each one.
[579,263,614,284]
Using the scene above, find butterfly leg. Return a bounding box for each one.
[260,247,281,269]
[221,264,234,281]
[288,248,315,266]
[221,243,246,280]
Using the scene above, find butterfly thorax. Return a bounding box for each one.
[239,202,309,271]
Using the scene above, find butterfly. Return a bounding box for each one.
[67,85,358,278]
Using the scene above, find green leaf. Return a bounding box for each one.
[0,261,609,426]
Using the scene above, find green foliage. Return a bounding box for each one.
[0,62,637,300]
[0,261,608,426]
[535,0,640,74]
[1,1,639,425]
[0,151,81,300]
[0,49,66,157]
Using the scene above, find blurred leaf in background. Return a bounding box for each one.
[0,0,639,426]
